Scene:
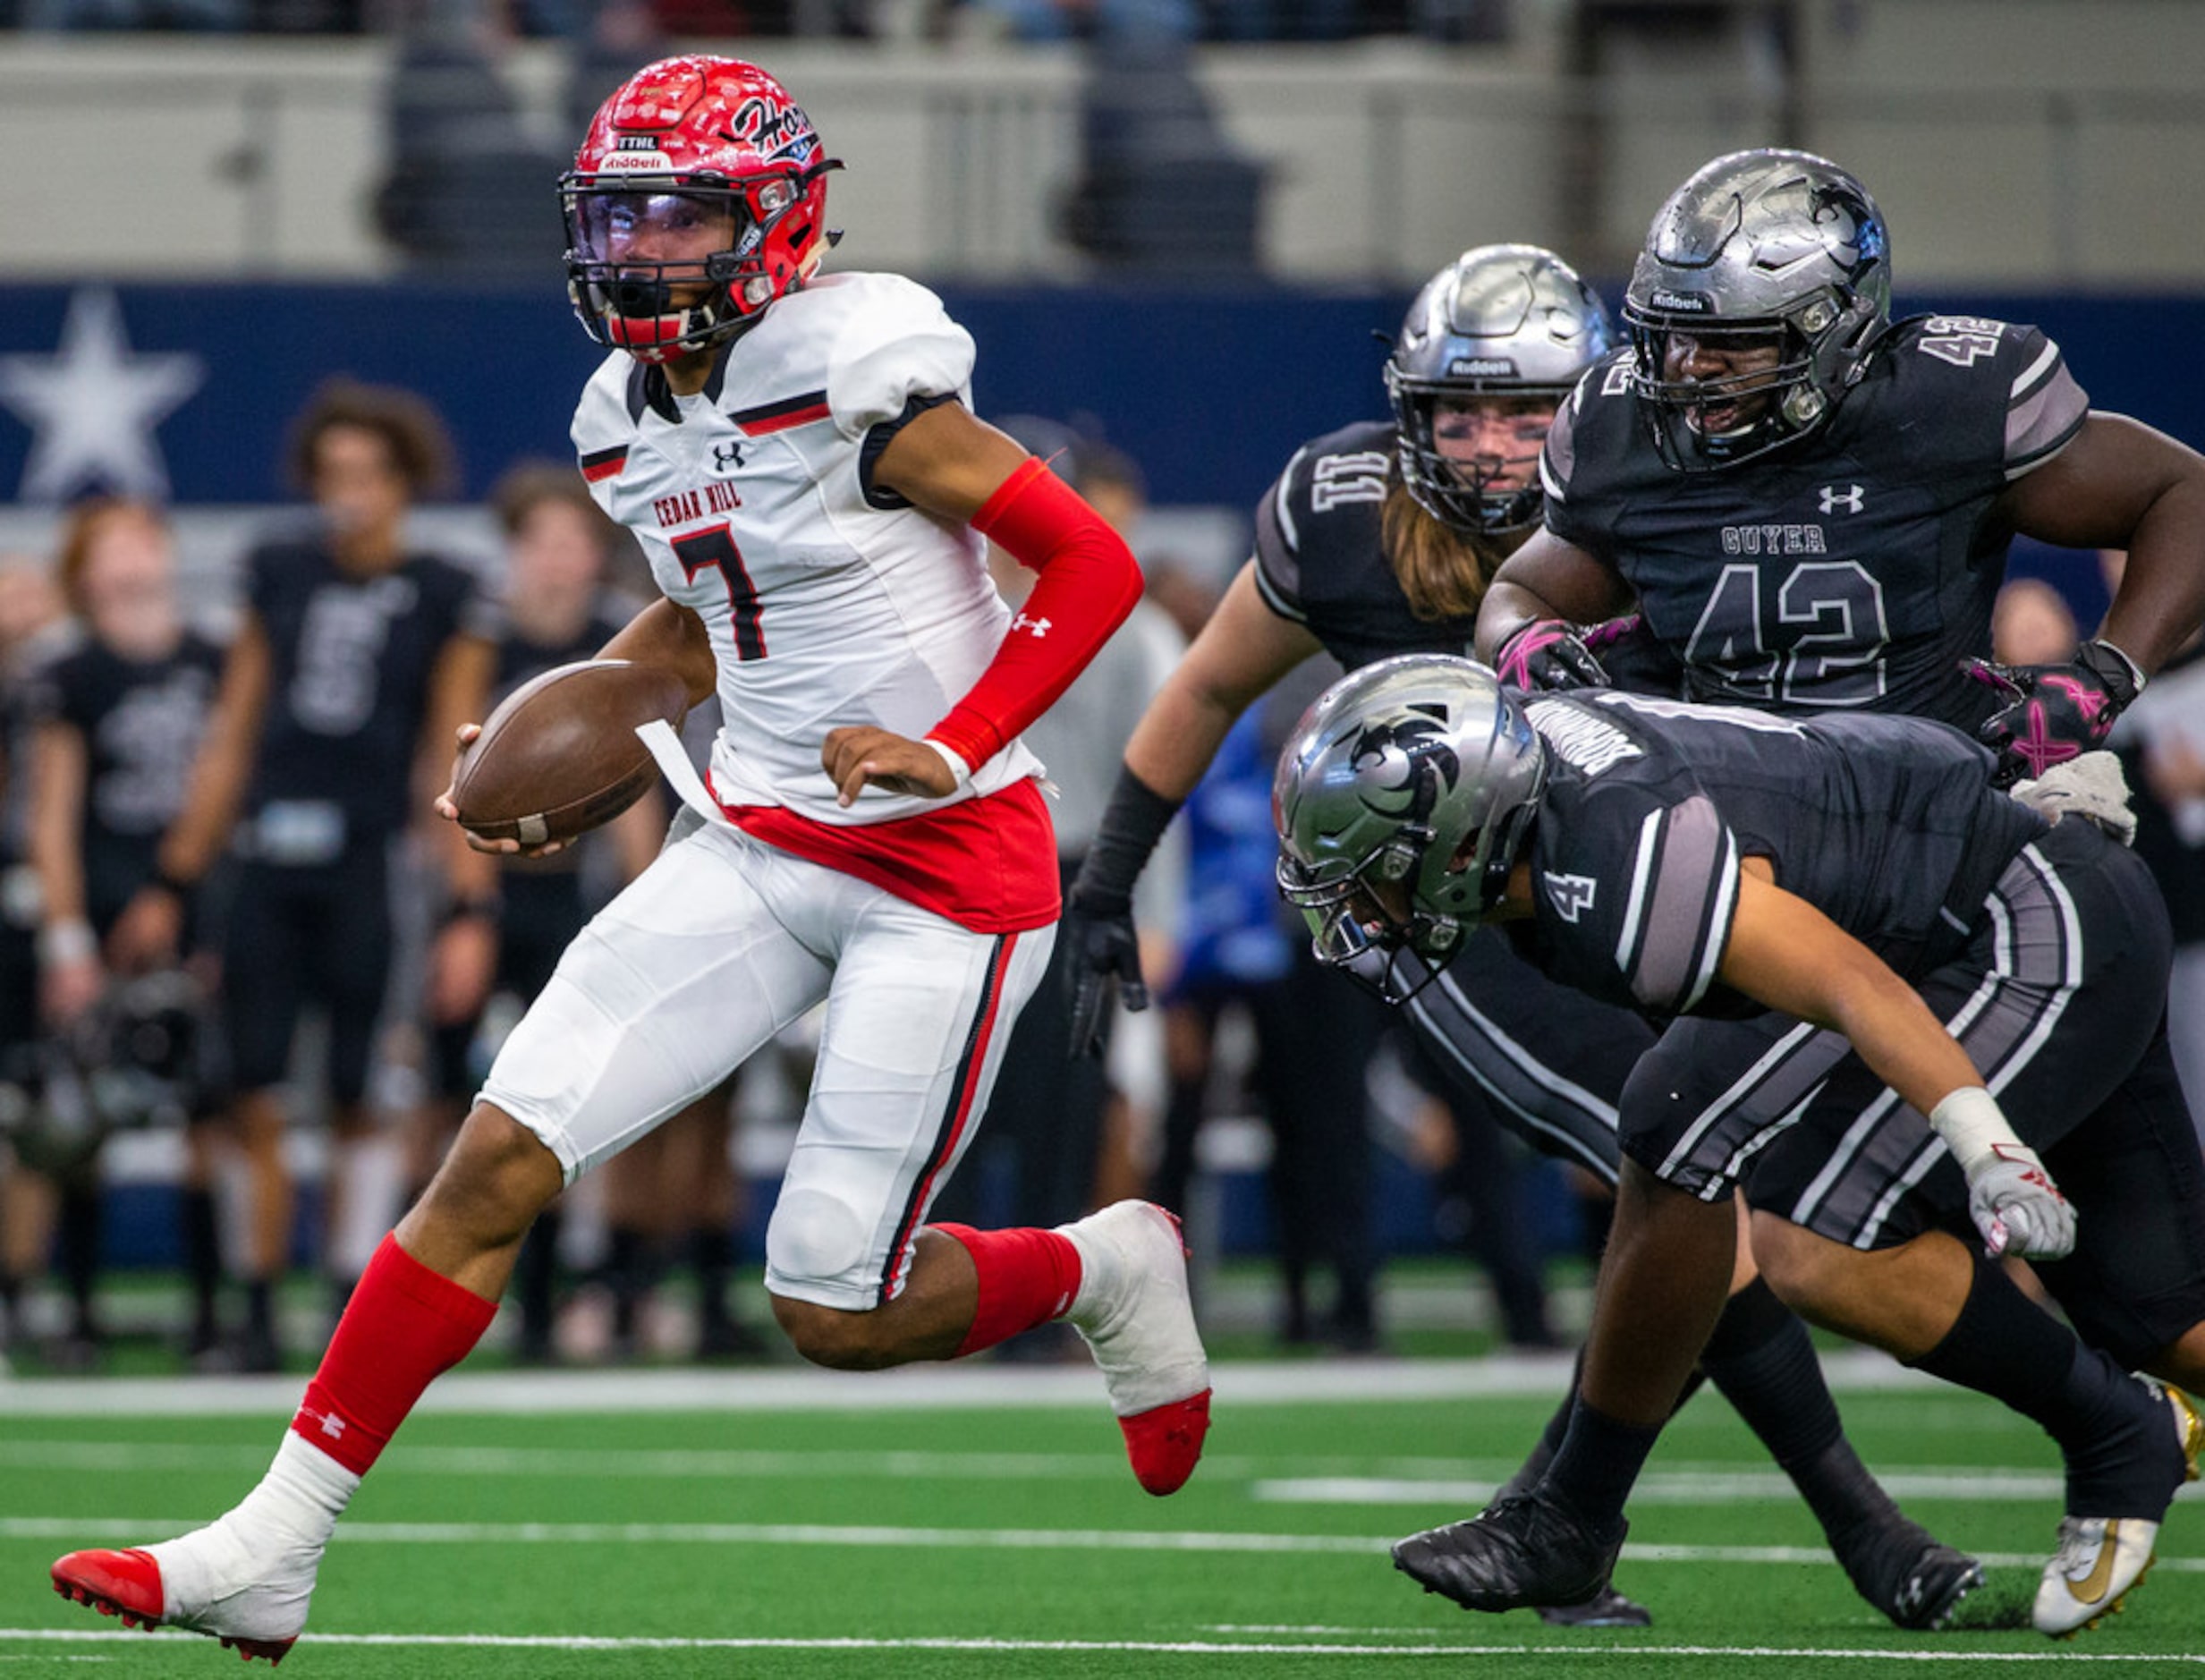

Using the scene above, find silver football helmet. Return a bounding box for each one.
[1384,244,1617,533]
[1274,655,1546,996]
[1624,148,1890,470]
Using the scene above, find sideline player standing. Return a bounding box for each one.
[50,54,1209,1664]
[21,501,225,1367]
[1066,244,1975,1628]
[101,379,499,1372]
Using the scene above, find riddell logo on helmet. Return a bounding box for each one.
[1646,289,1713,314]
[599,151,674,172]
[1449,357,1519,378]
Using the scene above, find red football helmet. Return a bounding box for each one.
[561,55,841,363]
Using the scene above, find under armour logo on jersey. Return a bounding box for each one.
[1819,483,1866,514]
[712,440,748,472]
[1012,612,1052,638]
[1543,872,1598,923]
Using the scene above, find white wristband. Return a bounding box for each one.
[38,918,97,967]
[925,737,975,792]
[1928,1086,2023,1171]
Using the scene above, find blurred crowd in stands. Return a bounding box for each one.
[0,0,1513,44]
[0,0,1502,276]
[0,380,1584,1380]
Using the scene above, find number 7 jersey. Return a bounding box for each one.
[571,269,1042,827]
[1539,315,2088,730]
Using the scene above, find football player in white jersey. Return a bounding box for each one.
[49,55,1212,1665]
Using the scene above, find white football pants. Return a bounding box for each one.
[481,813,1054,1310]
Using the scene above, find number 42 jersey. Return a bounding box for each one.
[1540,315,2088,733]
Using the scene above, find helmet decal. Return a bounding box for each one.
[1347,714,1459,829]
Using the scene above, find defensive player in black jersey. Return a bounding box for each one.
[1277,656,2205,1639]
[1470,149,2205,1632]
[1480,148,2205,776]
[1067,244,1975,1630]
[20,501,225,1365]
[110,381,497,1371]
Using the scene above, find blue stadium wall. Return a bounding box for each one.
[4,280,2200,530]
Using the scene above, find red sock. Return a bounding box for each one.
[933,1224,1082,1357]
[290,1234,497,1475]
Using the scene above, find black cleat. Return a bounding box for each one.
[1393,1491,1629,1615]
[1536,1583,1652,1628]
[1833,1519,1983,1630]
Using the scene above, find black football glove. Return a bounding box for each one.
[1494,617,1613,692]
[1064,893,1149,1061]
[1963,637,2144,786]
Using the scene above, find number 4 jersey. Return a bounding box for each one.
[1514,691,2045,1020]
[1540,316,2088,731]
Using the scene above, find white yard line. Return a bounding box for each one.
[0,1515,2197,1574]
[0,1349,1951,1418]
[0,1627,2201,1662]
[0,1440,2087,1496]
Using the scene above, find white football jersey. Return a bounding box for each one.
[572,271,1041,826]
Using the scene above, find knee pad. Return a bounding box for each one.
[766,1185,872,1293]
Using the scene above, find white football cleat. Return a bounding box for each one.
[53,1510,322,1666]
[1056,1200,1212,1495]
[2034,1382,2204,1637]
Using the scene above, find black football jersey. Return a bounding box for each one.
[1542,316,2089,732]
[488,607,627,895]
[490,607,623,706]
[1251,420,1480,670]
[27,632,225,931]
[1515,692,2048,1019]
[245,539,496,837]
[0,658,38,870]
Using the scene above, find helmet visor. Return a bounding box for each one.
[564,189,754,273]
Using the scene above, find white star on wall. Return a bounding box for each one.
[0,289,205,505]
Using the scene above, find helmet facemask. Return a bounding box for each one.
[1386,378,1567,535]
[1624,288,1882,471]
[562,168,830,363]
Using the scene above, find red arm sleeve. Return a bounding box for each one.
[927,457,1145,773]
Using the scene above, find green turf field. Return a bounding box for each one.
[3,1356,2202,1677]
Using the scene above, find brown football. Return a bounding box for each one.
[452,658,690,845]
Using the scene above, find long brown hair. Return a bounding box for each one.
[1380,476,1507,624]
